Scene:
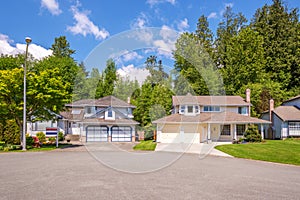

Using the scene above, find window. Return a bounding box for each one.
[195,106,199,114]
[187,106,193,113]
[179,105,185,114]
[105,108,115,119]
[86,107,92,114]
[127,108,132,115]
[238,107,248,115]
[108,109,113,117]
[221,125,231,136]
[203,106,221,112]
[289,122,300,136]
[237,124,246,136]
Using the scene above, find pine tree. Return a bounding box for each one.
[50,36,75,58]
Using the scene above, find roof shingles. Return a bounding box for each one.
[273,106,300,121]
[153,112,270,124]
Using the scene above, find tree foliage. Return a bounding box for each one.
[50,36,75,58]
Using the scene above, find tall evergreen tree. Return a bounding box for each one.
[196,15,214,56]
[220,27,266,94]
[50,36,75,58]
[215,6,247,68]
[251,0,300,89]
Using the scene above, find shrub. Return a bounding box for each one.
[0,141,5,146]
[26,134,34,146]
[48,137,56,144]
[143,125,155,141]
[36,132,46,143]
[58,132,64,141]
[3,147,10,152]
[0,120,20,144]
[243,125,262,142]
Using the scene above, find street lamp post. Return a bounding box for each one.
[22,37,32,151]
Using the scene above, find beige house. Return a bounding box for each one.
[153,90,271,143]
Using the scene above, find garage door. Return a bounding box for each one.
[111,126,132,142]
[86,126,108,142]
[289,122,300,136]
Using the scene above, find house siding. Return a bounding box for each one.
[273,114,283,139]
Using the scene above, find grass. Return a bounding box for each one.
[133,140,157,151]
[0,143,71,153]
[215,139,300,166]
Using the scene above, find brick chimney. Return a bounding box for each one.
[246,88,251,116]
[246,88,251,103]
[269,99,274,123]
[127,96,131,104]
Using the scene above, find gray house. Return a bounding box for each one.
[28,96,139,142]
[60,96,139,142]
[261,95,300,139]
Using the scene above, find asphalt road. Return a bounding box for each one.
[0,149,299,200]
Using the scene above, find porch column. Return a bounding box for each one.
[260,124,264,140]
[108,125,112,142]
[132,126,136,142]
[207,123,211,141]
[233,124,237,140]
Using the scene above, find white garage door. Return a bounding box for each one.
[86,126,108,142]
[111,126,132,142]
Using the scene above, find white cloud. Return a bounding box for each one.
[41,0,62,15]
[117,64,150,85]
[67,3,109,40]
[207,12,217,19]
[121,51,143,62]
[17,43,52,60]
[131,13,149,29]
[177,18,189,32]
[146,0,176,7]
[0,33,52,60]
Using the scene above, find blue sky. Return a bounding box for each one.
[0,0,300,80]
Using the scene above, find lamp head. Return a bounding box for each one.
[25,37,32,44]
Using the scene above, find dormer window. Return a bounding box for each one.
[108,109,113,117]
[105,108,115,120]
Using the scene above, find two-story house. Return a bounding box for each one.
[261,95,300,139]
[60,96,139,142]
[153,90,270,143]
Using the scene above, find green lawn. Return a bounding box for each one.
[0,143,71,153]
[133,140,157,151]
[215,139,300,165]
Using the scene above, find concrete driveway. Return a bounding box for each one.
[0,150,299,200]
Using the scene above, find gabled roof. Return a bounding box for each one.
[273,106,300,121]
[153,112,270,124]
[172,94,250,106]
[66,96,136,108]
[60,109,84,121]
[283,95,300,104]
